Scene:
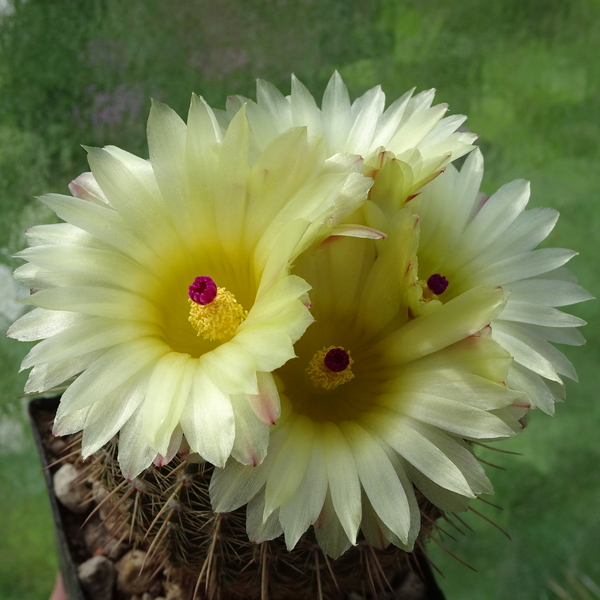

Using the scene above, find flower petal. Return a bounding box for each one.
[313,490,353,559]
[210,422,291,512]
[246,489,283,543]
[21,318,157,369]
[493,320,577,381]
[322,421,361,544]
[80,369,149,457]
[263,414,314,518]
[118,403,159,480]
[229,392,270,467]
[200,342,258,395]
[27,350,106,395]
[8,308,86,342]
[278,432,328,550]
[143,353,195,456]
[180,366,235,467]
[245,372,281,426]
[55,337,167,417]
[232,325,295,373]
[322,72,352,153]
[365,411,475,497]
[377,285,507,363]
[342,422,412,544]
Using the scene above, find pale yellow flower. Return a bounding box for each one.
[223,71,477,208]
[9,97,372,478]
[210,206,529,558]
[406,149,593,414]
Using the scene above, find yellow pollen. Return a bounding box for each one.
[306,346,355,390]
[188,287,248,341]
[416,279,438,304]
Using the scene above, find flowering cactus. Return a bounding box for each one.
[10,73,590,595]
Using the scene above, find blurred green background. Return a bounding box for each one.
[0,0,598,598]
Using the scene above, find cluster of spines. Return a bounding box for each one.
[83,441,445,599]
[46,431,512,599]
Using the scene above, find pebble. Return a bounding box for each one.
[48,436,68,457]
[78,555,116,600]
[91,480,110,504]
[53,463,88,514]
[164,581,185,600]
[91,480,123,530]
[116,549,155,595]
[83,515,129,560]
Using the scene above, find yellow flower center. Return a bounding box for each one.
[416,273,449,304]
[416,279,439,304]
[306,346,354,390]
[188,278,248,341]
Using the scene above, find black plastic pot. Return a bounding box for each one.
[29,396,86,600]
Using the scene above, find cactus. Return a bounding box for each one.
[83,438,444,600]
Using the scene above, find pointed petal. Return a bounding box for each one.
[232,325,295,373]
[180,366,234,467]
[449,179,530,269]
[493,320,577,381]
[53,407,90,437]
[80,370,149,457]
[215,106,250,256]
[39,194,154,266]
[471,248,578,287]
[403,458,471,513]
[209,422,291,512]
[322,72,352,153]
[313,490,353,559]
[498,301,586,328]
[365,412,475,497]
[7,308,86,342]
[143,353,195,456]
[229,393,270,466]
[245,372,281,425]
[342,422,411,543]
[507,278,594,307]
[20,318,157,370]
[200,342,258,395]
[68,172,110,205]
[264,414,314,518]
[27,349,106,395]
[86,147,181,255]
[186,94,223,217]
[346,85,385,154]
[118,404,158,480]
[279,430,328,550]
[146,100,190,236]
[507,363,558,415]
[328,223,386,240]
[290,74,323,136]
[256,78,292,133]
[322,421,361,544]
[246,490,283,543]
[55,338,167,417]
[23,285,162,323]
[377,286,507,363]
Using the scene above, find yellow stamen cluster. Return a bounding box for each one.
[416,279,438,303]
[188,288,248,341]
[306,346,354,390]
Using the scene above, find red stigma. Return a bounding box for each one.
[189,276,218,305]
[427,274,449,295]
[324,348,350,373]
